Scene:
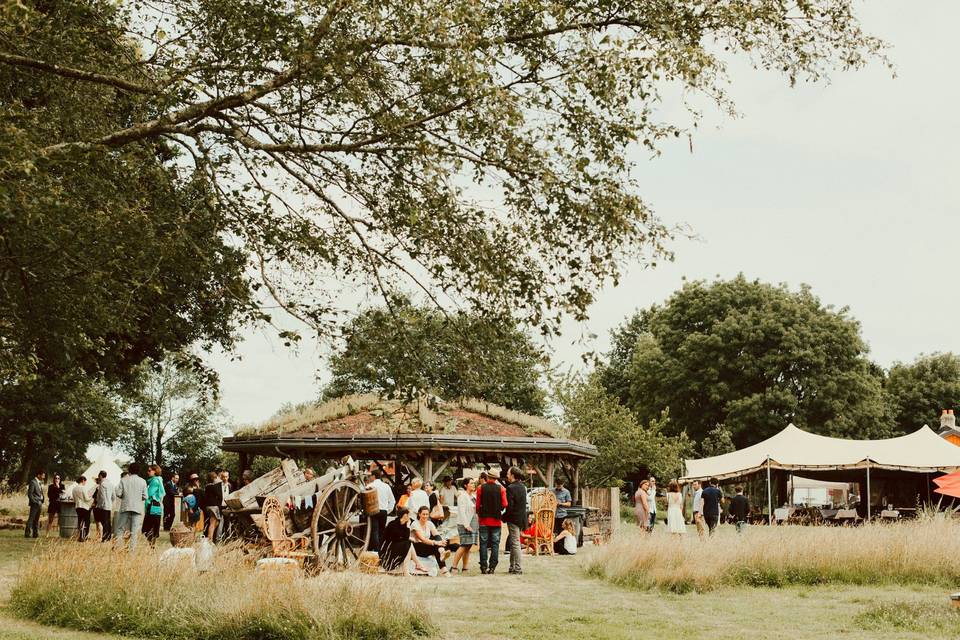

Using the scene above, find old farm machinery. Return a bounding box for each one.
[225,458,376,570]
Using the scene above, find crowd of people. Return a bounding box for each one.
[373,467,579,577]
[633,476,752,538]
[25,461,583,576]
[24,463,253,549]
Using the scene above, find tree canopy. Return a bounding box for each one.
[600,276,891,451]
[323,301,547,414]
[3,0,886,342]
[885,353,960,435]
[554,374,689,486]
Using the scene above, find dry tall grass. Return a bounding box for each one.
[9,541,431,640]
[583,517,960,593]
[0,488,28,517]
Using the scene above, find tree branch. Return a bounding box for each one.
[0,51,160,95]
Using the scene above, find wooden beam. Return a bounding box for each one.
[423,454,433,483]
[429,454,457,483]
[545,457,555,488]
[572,461,581,503]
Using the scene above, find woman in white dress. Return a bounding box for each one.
[666,480,686,536]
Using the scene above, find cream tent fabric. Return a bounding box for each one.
[681,423,960,481]
[81,452,124,487]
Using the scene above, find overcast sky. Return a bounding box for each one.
[206,2,960,428]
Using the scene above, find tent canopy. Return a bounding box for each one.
[681,423,960,482]
[81,453,124,487]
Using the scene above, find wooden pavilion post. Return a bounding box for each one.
[572,460,581,503]
[866,460,872,521]
[545,457,556,488]
[766,456,773,525]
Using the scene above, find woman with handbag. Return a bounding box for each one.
[425,482,445,526]
[141,464,166,547]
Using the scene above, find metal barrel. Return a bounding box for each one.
[59,501,78,539]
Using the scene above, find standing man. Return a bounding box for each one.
[730,485,751,534]
[647,477,658,531]
[552,478,572,534]
[700,477,723,536]
[504,467,527,575]
[216,469,231,541]
[25,471,45,538]
[72,475,94,542]
[114,463,148,551]
[162,473,179,531]
[370,468,395,552]
[93,470,114,542]
[475,472,507,574]
[691,480,705,540]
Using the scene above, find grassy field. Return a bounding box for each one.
[0,528,958,640]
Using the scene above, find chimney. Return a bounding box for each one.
[941,409,956,431]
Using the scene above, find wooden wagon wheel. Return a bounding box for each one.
[311,479,370,570]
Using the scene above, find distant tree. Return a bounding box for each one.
[554,374,690,487]
[324,302,547,415]
[700,425,737,457]
[885,353,960,434]
[600,276,892,451]
[117,355,226,474]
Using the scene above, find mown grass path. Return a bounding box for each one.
[0,529,950,640]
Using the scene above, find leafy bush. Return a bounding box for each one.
[583,517,960,592]
[9,542,431,640]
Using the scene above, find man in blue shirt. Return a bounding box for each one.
[700,477,724,536]
[553,479,572,534]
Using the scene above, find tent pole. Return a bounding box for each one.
[766,456,773,526]
[866,461,871,521]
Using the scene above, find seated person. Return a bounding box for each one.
[552,518,578,555]
[379,507,426,574]
[410,505,449,576]
[520,512,540,552]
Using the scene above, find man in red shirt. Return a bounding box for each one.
[475,471,507,574]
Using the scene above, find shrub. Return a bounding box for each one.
[583,517,960,592]
[9,542,431,640]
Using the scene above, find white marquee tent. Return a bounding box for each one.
[681,423,960,519]
[80,452,124,487]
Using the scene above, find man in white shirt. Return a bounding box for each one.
[647,477,657,531]
[691,480,705,540]
[71,476,95,542]
[369,468,395,551]
[407,478,430,517]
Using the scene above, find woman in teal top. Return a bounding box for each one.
[141,464,166,547]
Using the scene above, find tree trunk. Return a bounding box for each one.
[154,428,164,466]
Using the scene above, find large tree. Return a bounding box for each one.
[601,276,892,450]
[2,0,886,343]
[885,353,960,435]
[0,2,254,481]
[323,301,547,414]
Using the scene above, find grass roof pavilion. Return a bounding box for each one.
[222,394,597,498]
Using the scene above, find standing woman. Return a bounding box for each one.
[452,477,477,573]
[45,473,63,536]
[634,479,650,532]
[666,480,686,537]
[410,506,449,575]
[141,464,165,546]
[203,471,223,542]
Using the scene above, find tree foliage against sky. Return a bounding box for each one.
[2,0,886,342]
[117,354,226,474]
[324,301,547,415]
[600,276,891,451]
[554,374,689,486]
[885,353,960,435]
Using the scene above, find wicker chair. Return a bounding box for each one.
[529,489,558,556]
[261,496,311,561]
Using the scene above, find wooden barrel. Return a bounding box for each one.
[59,500,78,539]
[362,488,380,516]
